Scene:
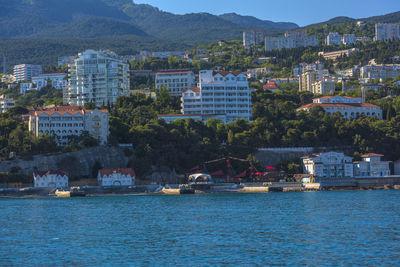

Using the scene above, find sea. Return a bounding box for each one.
[1,190,400,266]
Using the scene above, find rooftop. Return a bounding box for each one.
[98,168,136,178]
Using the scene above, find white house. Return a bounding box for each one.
[302,152,354,178]
[353,153,391,177]
[33,170,69,188]
[98,168,136,187]
[155,69,195,97]
[0,95,15,113]
[32,73,67,90]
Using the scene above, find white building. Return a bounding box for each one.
[342,34,356,45]
[375,23,400,41]
[293,61,324,76]
[311,78,335,95]
[265,29,318,51]
[360,64,400,79]
[299,69,330,92]
[318,48,359,61]
[32,73,67,90]
[326,32,342,46]
[155,69,195,97]
[353,153,390,177]
[33,170,69,188]
[243,30,264,48]
[246,67,271,79]
[13,64,42,82]
[66,50,130,106]
[0,95,14,113]
[98,168,136,186]
[20,83,33,95]
[1,74,15,84]
[302,152,354,178]
[297,96,383,119]
[28,106,109,146]
[356,36,372,43]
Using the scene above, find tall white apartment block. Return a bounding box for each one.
[375,23,400,41]
[299,69,330,92]
[28,106,109,146]
[13,64,42,82]
[302,152,354,178]
[155,69,195,97]
[243,30,264,48]
[0,95,15,113]
[326,32,342,46]
[180,70,252,122]
[311,78,335,95]
[32,73,67,90]
[360,64,400,79]
[293,61,324,76]
[265,29,318,51]
[66,50,130,107]
[342,34,356,45]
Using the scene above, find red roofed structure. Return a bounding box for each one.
[263,81,279,90]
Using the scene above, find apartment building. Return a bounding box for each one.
[293,61,324,76]
[28,106,109,146]
[318,48,359,61]
[13,64,42,82]
[246,67,271,79]
[66,50,130,106]
[32,73,67,90]
[265,29,318,51]
[326,32,341,46]
[311,78,335,95]
[360,64,400,79]
[243,30,264,48]
[342,34,356,45]
[375,23,400,41]
[297,96,383,120]
[302,152,354,178]
[0,95,15,113]
[353,153,390,177]
[298,69,330,92]
[155,69,195,97]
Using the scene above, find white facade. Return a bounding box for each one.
[243,30,264,48]
[1,74,15,84]
[0,95,14,113]
[360,64,400,79]
[303,152,354,178]
[28,106,109,146]
[354,154,390,177]
[32,73,67,90]
[265,31,318,51]
[310,78,335,95]
[33,170,68,188]
[297,96,383,120]
[299,69,330,92]
[13,64,42,82]
[66,50,130,106]
[246,67,271,79]
[98,168,136,186]
[342,34,356,45]
[181,70,252,122]
[155,70,195,97]
[20,83,34,95]
[326,32,341,46]
[375,23,400,41]
[318,48,359,61]
[293,61,324,76]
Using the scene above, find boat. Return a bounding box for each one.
[70,187,86,197]
[55,189,70,198]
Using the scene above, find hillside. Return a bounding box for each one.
[219,13,298,30]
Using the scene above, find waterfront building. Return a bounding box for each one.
[342,34,356,45]
[28,106,109,146]
[13,64,42,82]
[32,73,67,90]
[265,30,318,51]
[298,69,330,92]
[360,64,400,79]
[297,96,383,119]
[155,69,195,97]
[66,49,130,106]
[97,168,136,186]
[326,32,341,46]
[243,30,264,48]
[375,23,400,41]
[0,95,14,113]
[302,152,354,178]
[318,48,359,61]
[33,170,69,188]
[353,153,390,177]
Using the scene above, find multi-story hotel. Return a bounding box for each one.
[28,106,109,146]
[32,73,67,90]
[265,29,318,51]
[297,96,383,120]
[243,30,264,48]
[303,152,354,178]
[360,64,400,79]
[159,70,252,123]
[13,64,42,82]
[326,32,341,46]
[0,95,15,113]
[342,34,356,45]
[155,69,195,97]
[375,23,400,41]
[65,50,130,106]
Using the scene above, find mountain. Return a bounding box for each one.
[219,13,298,30]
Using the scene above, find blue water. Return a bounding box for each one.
[1,191,400,266]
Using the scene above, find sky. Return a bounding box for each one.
[133,0,398,26]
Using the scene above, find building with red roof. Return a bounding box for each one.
[98,168,136,186]
[263,81,279,91]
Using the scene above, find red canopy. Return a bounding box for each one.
[189,165,200,171]
[211,170,225,176]
[233,170,247,178]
